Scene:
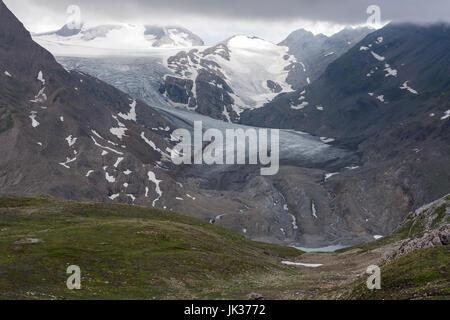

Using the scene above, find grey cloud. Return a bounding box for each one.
[14,0,450,25]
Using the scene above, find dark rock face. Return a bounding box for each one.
[162,76,195,105]
[161,47,241,122]
[195,69,237,121]
[161,69,238,120]
[267,80,283,93]
[242,23,450,144]
[388,225,449,262]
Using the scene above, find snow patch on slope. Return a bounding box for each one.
[441,110,450,120]
[400,81,419,94]
[147,171,163,207]
[282,261,323,268]
[118,99,137,122]
[59,156,77,169]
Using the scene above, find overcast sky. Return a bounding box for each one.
[5,0,450,44]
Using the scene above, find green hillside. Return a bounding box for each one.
[342,246,449,300]
[0,195,302,299]
[0,195,448,300]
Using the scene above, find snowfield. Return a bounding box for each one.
[33,24,203,56]
[165,35,299,113]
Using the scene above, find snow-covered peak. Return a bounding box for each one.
[144,25,204,48]
[164,34,299,115]
[225,35,273,50]
[32,23,204,56]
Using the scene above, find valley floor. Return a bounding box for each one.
[0,195,448,300]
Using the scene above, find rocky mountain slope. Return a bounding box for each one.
[242,23,450,143]
[279,27,373,86]
[0,1,190,210]
[240,23,450,234]
[331,194,449,299]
